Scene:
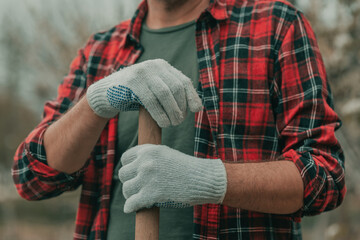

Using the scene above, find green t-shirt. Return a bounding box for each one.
[107,20,198,240]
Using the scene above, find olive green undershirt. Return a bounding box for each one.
[107,20,198,240]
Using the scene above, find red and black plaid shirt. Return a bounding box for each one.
[13,0,346,239]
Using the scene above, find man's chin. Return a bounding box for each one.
[157,0,190,11]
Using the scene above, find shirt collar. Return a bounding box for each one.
[126,0,229,45]
[207,0,229,21]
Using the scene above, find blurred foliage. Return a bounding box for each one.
[0,1,130,239]
[0,0,359,239]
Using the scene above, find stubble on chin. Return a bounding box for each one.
[156,0,190,11]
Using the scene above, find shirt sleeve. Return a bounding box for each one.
[273,11,346,217]
[12,42,91,201]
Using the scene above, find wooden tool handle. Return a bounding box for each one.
[136,106,161,240]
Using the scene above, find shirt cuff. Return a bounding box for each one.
[25,138,88,187]
[281,149,320,219]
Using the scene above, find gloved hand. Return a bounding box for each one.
[118,144,227,213]
[86,59,202,127]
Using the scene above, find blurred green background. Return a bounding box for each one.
[0,0,359,239]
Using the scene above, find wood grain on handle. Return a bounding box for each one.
[136,106,161,240]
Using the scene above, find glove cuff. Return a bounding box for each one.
[86,75,120,119]
[189,158,227,205]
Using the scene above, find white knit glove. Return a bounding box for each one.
[86,59,202,127]
[118,144,227,213]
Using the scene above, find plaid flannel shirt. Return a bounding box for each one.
[12,0,346,239]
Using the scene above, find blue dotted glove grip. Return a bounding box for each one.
[107,85,143,111]
[155,201,191,208]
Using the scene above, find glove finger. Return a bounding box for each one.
[130,80,171,128]
[120,147,139,166]
[158,66,188,115]
[118,163,137,184]
[184,82,203,112]
[122,175,142,199]
[171,85,187,115]
[168,66,202,113]
[119,144,158,182]
[124,192,153,213]
[148,77,184,126]
[141,89,171,128]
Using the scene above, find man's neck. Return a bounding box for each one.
[146,0,210,29]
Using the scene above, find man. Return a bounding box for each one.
[13,0,346,239]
